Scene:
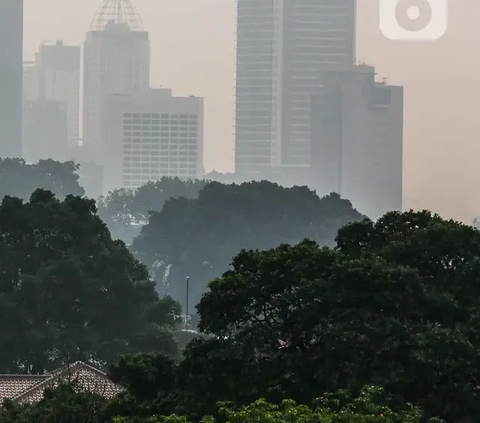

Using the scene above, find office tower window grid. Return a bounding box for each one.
[235,0,356,175]
[121,113,199,188]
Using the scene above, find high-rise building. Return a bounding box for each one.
[36,40,81,149]
[83,0,150,160]
[23,100,69,163]
[0,0,24,158]
[21,41,79,162]
[23,61,38,103]
[234,0,356,178]
[311,65,404,219]
[76,162,104,200]
[102,89,204,194]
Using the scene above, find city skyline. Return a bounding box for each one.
[231,0,403,220]
[20,0,480,223]
[234,0,356,176]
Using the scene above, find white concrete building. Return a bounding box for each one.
[102,89,203,194]
[234,0,356,178]
[83,1,150,160]
[311,65,404,219]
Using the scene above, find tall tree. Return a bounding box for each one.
[98,178,208,243]
[132,181,363,305]
[0,158,84,200]
[191,211,480,422]
[0,189,180,374]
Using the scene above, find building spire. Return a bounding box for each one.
[90,0,144,31]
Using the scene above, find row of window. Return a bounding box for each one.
[123,147,196,153]
[124,175,197,184]
[124,164,197,170]
[125,172,195,178]
[123,121,197,131]
[124,154,198,160]
[124,170,197,176]
[125,174,196,179]
[123,113,197,119]
[123,120,197,125]
[123,156,198,162]
[124,166,197,171]
[124,170,197,177]
[123,175,197,183]
[124,141,198,146]
[123,171,197,177]
[124,143,197,149]
[124,156,196,162]
[123,131,197,137]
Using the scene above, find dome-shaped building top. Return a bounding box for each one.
[90,0,144,31]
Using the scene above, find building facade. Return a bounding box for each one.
[0,0,23,158]
[311,65,404,219]
[102,89,203,194]
[76,161,104,200]
[22,61,38,103]
[234,0,356,178]
[36,40,81,149]
[83,16,150,160]
[22,100,69,163]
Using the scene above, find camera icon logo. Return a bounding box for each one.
[379,0,448,41]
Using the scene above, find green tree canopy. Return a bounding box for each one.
[0,189,180,374]
[104,353,180,420]
[97,178,208,243]
[0,158,84,200]
[205,385,431,423]
[0,383,437,423]
[187,210,480,422]
[132,181,363,305]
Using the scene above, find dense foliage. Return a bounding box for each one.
[0,158,84,199]
[0,190,181,373]
[190,210,480,422]
[98,178,208,243]
[0,179,472,423]
[132,180,363,305]
[0,382,432,423]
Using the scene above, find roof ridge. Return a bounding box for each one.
[11,362,110,403]
[70,361,108,377]
[45,361,106,376]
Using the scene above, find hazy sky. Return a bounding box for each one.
[24,0,480,223]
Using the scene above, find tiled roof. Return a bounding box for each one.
[0,361,124,404]
[0,375,48,401]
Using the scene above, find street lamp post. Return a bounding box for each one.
[185,276,190,330]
